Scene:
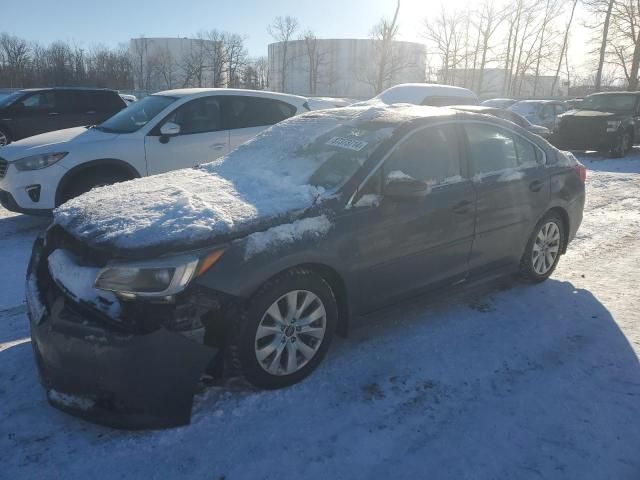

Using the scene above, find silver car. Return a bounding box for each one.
[509,100,568,131]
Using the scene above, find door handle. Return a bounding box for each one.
[210,143,226,150]
[529,180,544,192]
[452,200,473,214]
[48,112,60,116]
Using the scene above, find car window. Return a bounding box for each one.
[383,125,462,184]
[165,97,222,135]
[542,104,555,118]
[20,92,56,111]
[223,96,297,130]
[464,123,518,175]
[98,95,177,134]
[554,104,566,115]
[77,91,124,113]
[513,134,542,167]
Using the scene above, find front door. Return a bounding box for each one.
[462,122,550,273]
[144,96,230,175]
[350,123,476,311]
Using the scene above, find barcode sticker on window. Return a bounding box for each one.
[326,136,368,151]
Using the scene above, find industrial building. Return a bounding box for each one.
[268,39,427,99]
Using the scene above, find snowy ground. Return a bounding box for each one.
[1,151,639,479]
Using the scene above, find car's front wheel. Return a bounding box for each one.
[520,212,565,282]
[226,269,337,389]
[610,131,631,158]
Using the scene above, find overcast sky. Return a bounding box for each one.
[7,0,592,70]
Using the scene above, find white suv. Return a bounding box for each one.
[0,88,309,215]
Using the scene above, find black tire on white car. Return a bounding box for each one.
[519,212,566,283]
[225,268,337,389]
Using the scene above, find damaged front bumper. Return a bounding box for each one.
[26,236,219,430]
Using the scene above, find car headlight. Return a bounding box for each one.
[94,249,225,298]
[14,152,68,171]
[606,120,622,132]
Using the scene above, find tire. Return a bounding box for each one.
[519,212,565,283]
[57,169,132,206]
[610,131,631,158]
[0,127,11,147]
[225,268,337,389]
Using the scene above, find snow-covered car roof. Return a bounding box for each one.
[54,104,453,254]
[153,88,309,105]
[375,83,478,106]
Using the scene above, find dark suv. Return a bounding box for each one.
[553,92,640,157]
[0,88,126,146]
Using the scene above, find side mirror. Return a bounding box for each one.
[160,122,181,137]
[384,176,430,200]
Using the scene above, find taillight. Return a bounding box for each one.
[575,164,587,183]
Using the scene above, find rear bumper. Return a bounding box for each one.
[552,132,616,152]
[27,237,218,429]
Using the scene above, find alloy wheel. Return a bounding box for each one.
[532,221,561,275]
[254,290,327,376]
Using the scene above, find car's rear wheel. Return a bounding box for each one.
[0,128,11,147]
[610,131,631,158]
[519,213,565,282]
[226,269,337,389]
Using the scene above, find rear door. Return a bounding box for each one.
[223,96,298,150]
[351,123,476,310]
[144,96,230,175]
[463,122,549,273]
[11,91,60,138]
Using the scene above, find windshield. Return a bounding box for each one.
[579,94,638,113]
[210,112,396,194]
[0,91,24,109]
[510,102,541,116]
[97,95,177,133]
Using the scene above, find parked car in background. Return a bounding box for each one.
[553,92,640,158]
[451,105,551,139]
[307,97,353,110]
[564,98,583,110]
[27,104,585,428]
[509,100,568,131]
[0,88,309,214]
[119,93,138,105]
[366,83,479,107]
[481,98,517,109]
[0,87,126,147]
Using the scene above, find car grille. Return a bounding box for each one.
[559,117,606,141]
[46,225,111,268]
[0,158,7,179]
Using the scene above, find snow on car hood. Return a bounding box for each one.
[1,126,118,160]
[53,105,439,254]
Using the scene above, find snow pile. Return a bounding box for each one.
[353,194,382,208]
[53,106,430,252]
[47,249,120,319]
[244,215,332,259]
[387,170,416,182]
[48,389,95,412]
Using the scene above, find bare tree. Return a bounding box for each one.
[423,6,465,85]
[551,0,578,95]
[608,0,640,89]
[475,0,510,94]
[268,16,299,91]
[300,31,332,95]
[0,34,31,87]
[224,33,248,88]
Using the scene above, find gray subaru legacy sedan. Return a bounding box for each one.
[26,104,586,428]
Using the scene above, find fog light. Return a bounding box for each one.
[26,185,41,202]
